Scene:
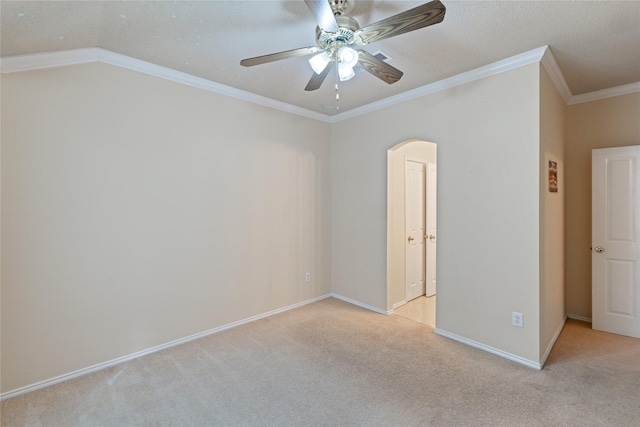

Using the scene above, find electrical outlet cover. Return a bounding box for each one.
[512,312,523,328]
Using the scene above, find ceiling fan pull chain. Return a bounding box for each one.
[336,48,340,103]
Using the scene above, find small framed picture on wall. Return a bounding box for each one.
[549,160,558,193]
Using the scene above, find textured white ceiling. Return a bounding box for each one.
[2,1,639,115]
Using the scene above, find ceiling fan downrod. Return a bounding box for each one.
[328,0,354,16]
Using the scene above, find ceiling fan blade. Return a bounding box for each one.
[305,0,339,32]
[305,62,335,91]
[356,0,446,45]
[240,46,320,67]
[357,50,403,84]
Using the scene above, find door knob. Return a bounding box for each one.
[408,236,414,242]
[429,235,436,241]
[594,246,605,253]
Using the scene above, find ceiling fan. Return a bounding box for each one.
[240,0,446,91]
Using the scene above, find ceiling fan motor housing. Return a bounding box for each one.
[315,16,360,52]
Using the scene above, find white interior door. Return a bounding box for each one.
[592,146,640,338]
[425,163,437,297]
[405,160,426,301]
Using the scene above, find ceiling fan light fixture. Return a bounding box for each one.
[338,64,355,81]
[309,51,331,74]
[337,46,358,69]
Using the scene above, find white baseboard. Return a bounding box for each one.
[0,294,332,401]
[539,316,568,368]
[434,328,541,370]
[567,314,592,323]
[392,300,408,310]
[329,293,389,315]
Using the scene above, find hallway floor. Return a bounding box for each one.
[392,295,436,327]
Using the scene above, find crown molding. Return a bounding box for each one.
[569,81,640,105]
[0,48,332,123]
[3,46,638,121]
[330,45,640,121]
[0,48,99,72]
[540,46,572,104]
[330,46,549,122]
[539,46,640,105]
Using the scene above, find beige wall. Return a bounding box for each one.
[1,62,331,393]
[332,64,543,364]
[565,92,640,319]
[5,55,635,393]
[539,66,566,360]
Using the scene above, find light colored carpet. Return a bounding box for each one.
[393,295,436,327]
[2,297,640,426]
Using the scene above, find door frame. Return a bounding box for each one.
[425,162,437,297]
[386,140,437,312]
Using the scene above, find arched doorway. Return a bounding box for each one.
[386,139,437,326]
